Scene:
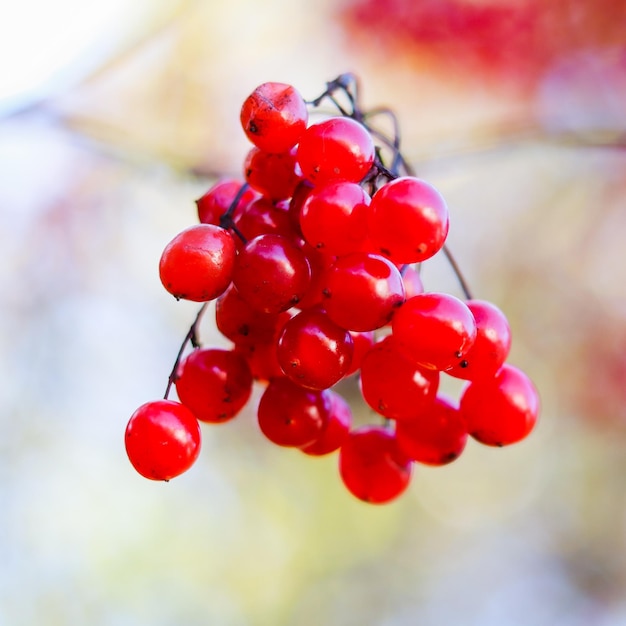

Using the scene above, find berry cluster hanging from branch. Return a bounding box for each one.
[124,74,540,505]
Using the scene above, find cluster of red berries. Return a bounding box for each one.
[125,75,540,504]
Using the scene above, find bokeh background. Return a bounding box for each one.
[2,1,626,624]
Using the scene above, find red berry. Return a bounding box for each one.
[300,390,353,456]
[175,348,253,423]
[359,335,439,420]
[447,299,512,380]
[296,117,375,185]
[460,364,540,447]
[368,176,449,264]
[395,395,468,465]
[196,178,257,226]
[243,146,302,201]
[125,400,201,481]
[345,330,375,376]
[276,307,354,389]
[240,82,308,153]
[299,181,370,256]
[339,425,412,504]
[159,224,236,302]
[233,196,297,242]
[392,292,477,371]
[216,283,291,346]
[322,252,406,331]
[257,377,331,447]
[233,234,311,314]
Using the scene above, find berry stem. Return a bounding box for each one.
[163,302,209,399]
[219,182,250,244]
[442,244,473,300]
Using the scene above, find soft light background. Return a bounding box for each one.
[1,1,626,624]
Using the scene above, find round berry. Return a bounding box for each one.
[339,426,413,504]
[368,176,449,264]
[240,82,308,153]
[446,299,512,380]
[125,400,201,481]
[299,181,370,256]
[359,335,439,420]
[233,234,311,314]
[300,390,353,456]
[395,395,468,465]
[322,252,406,331]
[276,307,354,390]
[392,292,477,371]
[460,364,540,447]
[257,377,331,447]
[196,178,257,226]
[296,117,375,185]
[175,348,253,423]
[159,224,236,302]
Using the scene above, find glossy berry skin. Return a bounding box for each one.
[300,389,353,456]
[233,196,297,242]
[299,181,370,256]
[234,338,284,383]
[257,377,331,447]
[447,299,512,380]
[216,283,291,346]
[322,252,406,332]
[233,234,311,314]
[240,82,308,153]
[125,400,201,481]
[296,117,375,186]
[395,395,468,465]
[196,178,257,226]
[277,307,354,389]
[460,364,540,447]
[339,426,413,504]
[159,224,236,302]
[345,330,375,376]
[243,146,301,201]
[359,335,439,420]
[392,292,477,371]
[368,176,449,264]
[175,348,253,423]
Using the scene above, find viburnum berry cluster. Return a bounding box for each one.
[125,74,540,504]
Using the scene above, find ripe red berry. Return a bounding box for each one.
[196,178,257,226]
[300,390,352,456]
[367,176,449,264]
[276,307,354,390]
[215,283,291,346]
[299,181,370,256]
[296,117,375,185]
[460,364,540,447]
[240,82,308,153]
[232,234,312,314]
[257,377,331,447]
[322,252,406,331]
[159,224,236,302]
[446,299,512,380]
[339,425,413,504]
[359,335,439,420]
[395,395,468,465]
[243,146,302,201]
[175,348,253,423]
[392,292,477,371]
[125,400,201,481]
[345,330,375,376]
[233,196,298,242]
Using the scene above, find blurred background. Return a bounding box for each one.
[1,0,626,624]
